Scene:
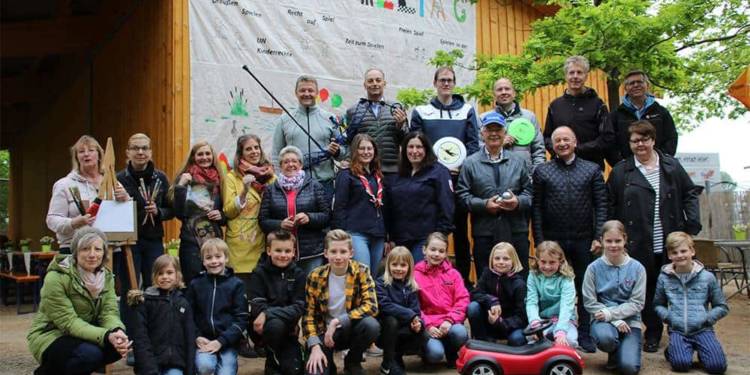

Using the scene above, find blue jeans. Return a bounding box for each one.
[195,347,238,375]
[351,233,384,273]
[467,302,526,346]
[162,369,184,375]
[540,320,578,348]
[591,322,641,375]
[666,330,727,374]
[298,256,325,275]
[423,324,468,364]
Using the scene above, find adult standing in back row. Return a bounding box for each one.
[543,56,616,170]
[410,67,480,282]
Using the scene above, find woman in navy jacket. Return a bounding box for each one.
[386,132,454,261]
[332,133,386,272]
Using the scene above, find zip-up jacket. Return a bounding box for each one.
[375,276,422,326]
[345,99,407,173]
[247,256,306,326]
[470,268,528,332]
[129,287,196,375]
[116,161,174,240]
[543,88,615,169]
[525,271,577,333]
[481,102,546,171]
[272,105,347,183]
[414,260,470,329]
[654,261,728,336]
[385,162,455,242]
[610,95,678,162]
[186,267,248,348]
[332,169,386,237]
[532,156,607,243]
[582,255,646,329]
[410,94,480,156]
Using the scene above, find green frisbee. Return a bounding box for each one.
[507,118,536,146]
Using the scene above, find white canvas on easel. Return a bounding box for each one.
[93,200,138,242]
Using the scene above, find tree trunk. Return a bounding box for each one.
[606,77,621,111]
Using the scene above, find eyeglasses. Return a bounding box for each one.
[437,78,455,85]
[625,80,646,86]
[128,145,151,152]
[629,137,652,145]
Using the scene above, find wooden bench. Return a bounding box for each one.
[0,272,40,314]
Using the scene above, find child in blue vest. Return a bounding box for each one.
[655,232,729,374]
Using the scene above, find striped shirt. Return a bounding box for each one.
[636,153,663,253]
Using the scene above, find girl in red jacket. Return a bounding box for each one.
[414,232,470,368]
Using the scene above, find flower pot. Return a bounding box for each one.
[23,252,31,276]
[734,229,747,241]
[167,247,179,258]
[6,252,12,272]
[42,244,52,252]
[21,245,30,253]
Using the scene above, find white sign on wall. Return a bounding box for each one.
[675,152,721,186]
[189,0,476,166]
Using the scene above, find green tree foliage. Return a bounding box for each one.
[399,0,750,130]
[0,150,8,232]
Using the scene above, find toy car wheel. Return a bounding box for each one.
[466,361,499,375]
[546,361,576,375]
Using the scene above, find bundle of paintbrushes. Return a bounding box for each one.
[138,178,162,226]
[68,186,86,215]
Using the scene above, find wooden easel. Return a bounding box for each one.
[99,138,138,374]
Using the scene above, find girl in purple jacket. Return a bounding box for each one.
[414,232,470,368]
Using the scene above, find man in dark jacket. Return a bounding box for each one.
[544,56,616,170]
[411,67,480,281]
[532,126,607,353]
[248,230,306,375]
[345,68,408,176]
[609,70,678,162]
[457,112,533,277]
[607,120,702,352]
[116,133,174,318]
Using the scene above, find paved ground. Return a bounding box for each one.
[1,288,748,374]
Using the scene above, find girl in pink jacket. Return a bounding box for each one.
[414,232,470,368]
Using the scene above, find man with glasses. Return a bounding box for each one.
[116,134,174,329]
[410,66,480,282]
[609,70,678,162]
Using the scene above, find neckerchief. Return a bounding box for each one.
[358,173,383,208]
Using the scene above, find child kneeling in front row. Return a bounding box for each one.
[304,229,380,375]
[188,238,249,375]
[248,230,306,375]
[129,254,196,375]
[655,232,729,374]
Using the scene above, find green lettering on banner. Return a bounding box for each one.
[453,0,467,23]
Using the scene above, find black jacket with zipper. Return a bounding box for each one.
[247,255,306,327]
[186,267,248,347]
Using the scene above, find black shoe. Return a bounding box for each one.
[344,362,365,375]
[578,335,596,353]
[644,341,659,353]
[265,359,283,375]
[238,342,259,358]
[605,353,617,370]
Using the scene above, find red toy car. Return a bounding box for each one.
[456,320,584,375]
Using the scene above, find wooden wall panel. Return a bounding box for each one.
[8,0,190,245]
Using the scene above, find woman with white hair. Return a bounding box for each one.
[46,135,129,253]
[260,145,330,274]
[28,226,130,374]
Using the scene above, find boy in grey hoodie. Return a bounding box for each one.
[654,232,729,374]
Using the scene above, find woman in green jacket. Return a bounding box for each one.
[27,226,130,374]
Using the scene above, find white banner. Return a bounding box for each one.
[189,0,476,165]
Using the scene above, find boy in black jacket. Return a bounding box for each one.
[248,230,306,375]
[188,238,248,375]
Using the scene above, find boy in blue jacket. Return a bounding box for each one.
[655,232,729,374]
[188,238,249,375]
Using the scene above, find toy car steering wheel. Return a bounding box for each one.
[522,319,554,337]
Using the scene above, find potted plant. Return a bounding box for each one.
[3,240,15,272]
[166,239,180,258]
[19,238,32,253]
[39,236,55,252]
[732,223,748,240]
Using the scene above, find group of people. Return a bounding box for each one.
[29,55,729,375]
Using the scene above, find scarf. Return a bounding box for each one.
[187,164,221,196]
[238,159,274,192]
[278,170,306,192]
[358,173,383,208]
[77,265,105,299]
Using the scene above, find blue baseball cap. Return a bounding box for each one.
[481,112,506,129]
